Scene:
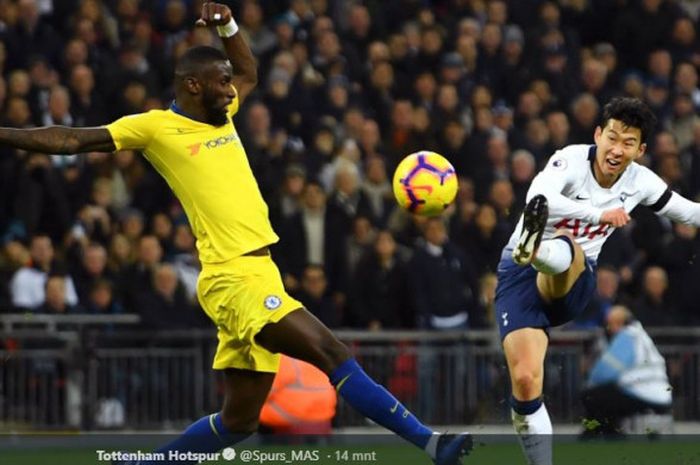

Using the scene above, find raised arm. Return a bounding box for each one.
[197,2,258,105]
[657,191,700,226]
[0,126,116,154]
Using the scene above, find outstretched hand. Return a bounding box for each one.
[600,207,631,227]
[195,2,232,27]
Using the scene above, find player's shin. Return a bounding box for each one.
[330,358,435,451]
[135,413,246,465]
[510,396,553,465]
[531,237,573,275]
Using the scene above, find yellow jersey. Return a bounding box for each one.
[106,95,278,264]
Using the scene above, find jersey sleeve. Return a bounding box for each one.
[105,111,160,151]
[638,165,671,209]
[634,165,700,226]
[527,147,604,224]
[657,192,700,226]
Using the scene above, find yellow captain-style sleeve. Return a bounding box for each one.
[105,110,164,151]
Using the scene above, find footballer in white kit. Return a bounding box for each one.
[495,97,700,465]
[497,142,696,333]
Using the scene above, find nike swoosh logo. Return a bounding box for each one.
[575,195,589,200]
[390,401,399,413]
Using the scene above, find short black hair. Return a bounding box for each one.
[175,46,228,79]
[601,97,657,144]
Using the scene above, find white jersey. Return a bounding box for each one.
[506,145,670,262]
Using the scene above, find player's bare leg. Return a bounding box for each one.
[503,328,552,465]
[257,308,473,465]
[220,368,275,433]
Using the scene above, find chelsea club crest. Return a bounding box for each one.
[264,295,282,310]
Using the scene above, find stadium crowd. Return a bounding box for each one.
[0,0,699,332]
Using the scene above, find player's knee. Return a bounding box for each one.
[511,368,541,398]
[311,334,351,373]
[324,338,351,366]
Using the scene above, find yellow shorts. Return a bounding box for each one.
[197,254,303,372]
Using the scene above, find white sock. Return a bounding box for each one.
[425,432,440,459]
[532,238,572,275]
[512,403,553,465]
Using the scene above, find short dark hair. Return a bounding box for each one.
[601,97,657,144]
[175,46,228,78]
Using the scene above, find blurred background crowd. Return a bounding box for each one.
[0,0,699,333]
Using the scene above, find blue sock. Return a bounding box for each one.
[509,395,542,415]
[140,413,245,465]
[330,358,433,449]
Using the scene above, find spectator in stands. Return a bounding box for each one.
[409,217,477,330]
[13,152,73,242]
[0,240,30,310]
[10,234,79,310]
[107,233,133,276]
[293,264,340,328]
[350,229,414,330]
[359,157,394,228]
[572,265,620,329]
[569,93,600,144]
[632,266,678,327]
[6,0,63,68]
[277,180,346,299]
[118,208,145,244]
[474,132,510,202]
[269,164,306,230]
[473,272,498,330]
[150,212,174,258]
[596,227,638,290]
[460,203,510,276]
[37,274,83,314]
[72,242,116,305]
[545,110,572,154]
[120,234,162,310]
[239,0,277,58]
[85,278,123,316]
[68,64,108,128]
[659,223,700,325]
[510,149,537,209]
[344,215,376,282]
[581,305,672,437]
[135,263,203,329]
[488,179,518,229]
[668,17,699,65]
[326,158,371,237]
[170,223,200,304]
[645,76,672,122]
[668,92,699,154]
[384,99,421,170]
[673,61,700,111]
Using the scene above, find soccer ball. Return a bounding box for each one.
[392,151,458,216]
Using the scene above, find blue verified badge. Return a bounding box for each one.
[264,295,282,310]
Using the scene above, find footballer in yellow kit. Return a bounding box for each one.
[106,92,302,373]
[0,4,475,462]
